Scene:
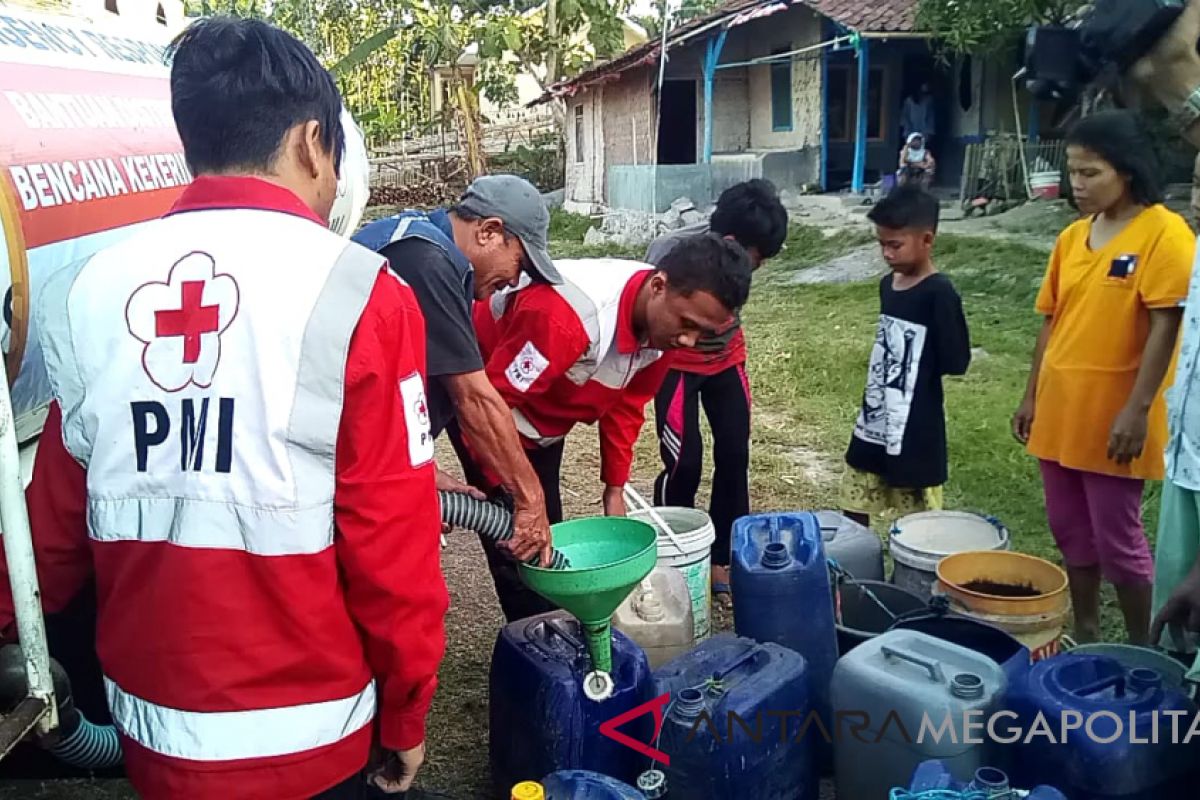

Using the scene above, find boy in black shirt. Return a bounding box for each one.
[840,185,971,530]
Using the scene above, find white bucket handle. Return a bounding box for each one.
[622,485,689,554]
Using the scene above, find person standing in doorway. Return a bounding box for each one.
[1014,110,1193,646]
[901,83,937,154]
[645,180,788,602]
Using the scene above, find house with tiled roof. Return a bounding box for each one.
[539,0,1041,213]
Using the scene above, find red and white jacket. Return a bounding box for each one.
[0,177,448,799]
[473,259,674,487]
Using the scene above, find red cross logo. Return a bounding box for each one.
[154,281,220,364]
[126,252,240,392]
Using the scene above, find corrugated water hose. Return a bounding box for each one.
[438,490,571,569]
[0,493,569,772]
[0,644,123,769]
[48,713,123,769]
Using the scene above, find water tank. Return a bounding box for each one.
[0,6,369,441]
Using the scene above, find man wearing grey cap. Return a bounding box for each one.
[353,174,559,568]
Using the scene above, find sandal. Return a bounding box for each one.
[711,565,733,608]
[712,582,733,610]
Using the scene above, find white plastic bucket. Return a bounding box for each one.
[889,511,1010,600]
[1029,171,1061,199]
[629,507,716,640]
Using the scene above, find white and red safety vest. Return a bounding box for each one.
[4,177,448,799]
[473,259,675,487]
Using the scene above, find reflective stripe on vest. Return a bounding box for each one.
[105,676,376,761]
[34,209,386,765]
[489,259,664,444]
[37,210,383,557]
[512,407,565,447]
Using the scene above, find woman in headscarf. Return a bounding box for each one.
[898,132,935,188]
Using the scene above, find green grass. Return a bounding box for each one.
[549,208,598,242]
[746,231,1156,642]
[547,217,1151,643]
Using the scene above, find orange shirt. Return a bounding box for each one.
[1027,204,1195,480]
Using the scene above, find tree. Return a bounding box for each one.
[182,0,438,147]
[482,0,632,99]
[914,0,1076,56]
[178,0,633,166]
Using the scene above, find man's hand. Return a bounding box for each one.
[506,496,553,567]
[1108,404,1150,465]
[1151,567,1200,648]
[369,743,425,794]
[435,466,485,536]
[435,466,486,500]
[602,485,628,517]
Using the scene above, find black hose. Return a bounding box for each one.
[438,490,571,569]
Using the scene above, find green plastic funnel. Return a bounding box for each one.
[519,516,657,694]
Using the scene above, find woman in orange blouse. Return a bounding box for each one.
[1013,111,1194,645]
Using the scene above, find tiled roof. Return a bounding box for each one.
[536,0,921,103]
[806,0,918,34]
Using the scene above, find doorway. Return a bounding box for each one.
[657,80,697,165]
[899,53,952,143]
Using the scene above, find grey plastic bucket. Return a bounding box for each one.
[889,511,1010,600]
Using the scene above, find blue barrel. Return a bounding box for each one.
[489,611,654,789]
[652,633,815,800]
[540,769,645,799]
[907,759,1067,799]
[731,511,837,762]
[1001,653,1200,798]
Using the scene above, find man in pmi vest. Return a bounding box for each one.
[8,17,447,800]
[466,233,754,621]
[352,175,558,569]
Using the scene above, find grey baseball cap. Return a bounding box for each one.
[457,174,562,285]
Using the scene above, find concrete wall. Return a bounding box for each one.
[608,165,714,213]
[607,148,821,212]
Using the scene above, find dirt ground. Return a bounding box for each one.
[0,402,841,799]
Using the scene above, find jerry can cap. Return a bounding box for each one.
[511,780,544,800]
[633,589,665,622]
[638,769,667,798]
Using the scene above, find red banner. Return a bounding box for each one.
[0,11,185,250]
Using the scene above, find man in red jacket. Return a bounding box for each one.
[460,233,753,621]
[0,17,446,800]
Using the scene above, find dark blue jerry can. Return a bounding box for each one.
[1001,653,1200,799]
[540,769,645,799]
[908,759,1066,799]
[652,633,815,800]
[489,611,654,790]
[731,511,837,762]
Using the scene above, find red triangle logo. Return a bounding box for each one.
[598,692,672,766]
